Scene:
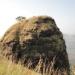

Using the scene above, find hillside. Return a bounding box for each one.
[64,34,75,64]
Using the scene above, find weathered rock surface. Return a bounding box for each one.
[0,16,70,74]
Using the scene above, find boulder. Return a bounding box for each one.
[0,16,70,74]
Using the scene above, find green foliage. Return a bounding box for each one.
[16,16,26,21]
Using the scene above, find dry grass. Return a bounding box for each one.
[0,56,73,75]
[71,65,75,75]
[34,57,69,75]
[0,57,41,75]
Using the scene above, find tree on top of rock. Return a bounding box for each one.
[16,16,26,22]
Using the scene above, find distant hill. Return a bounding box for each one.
[64,34,75,64]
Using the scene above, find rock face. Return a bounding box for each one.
[1,16,70,74]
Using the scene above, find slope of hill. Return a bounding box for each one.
[64,34,75,64]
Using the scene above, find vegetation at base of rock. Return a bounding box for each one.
[0,56,74,75]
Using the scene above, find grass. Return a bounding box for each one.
[0,56,41,75]
[71,65,75,75]
[0,56,74,75]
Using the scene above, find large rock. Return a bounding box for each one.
[0,16,70,74]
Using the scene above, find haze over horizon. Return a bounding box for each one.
[0,0,75,37]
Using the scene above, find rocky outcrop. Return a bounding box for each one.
[0,16,70,74]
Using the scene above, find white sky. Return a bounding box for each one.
[0,0,75,37]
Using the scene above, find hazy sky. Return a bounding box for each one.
[0,0,75,37]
